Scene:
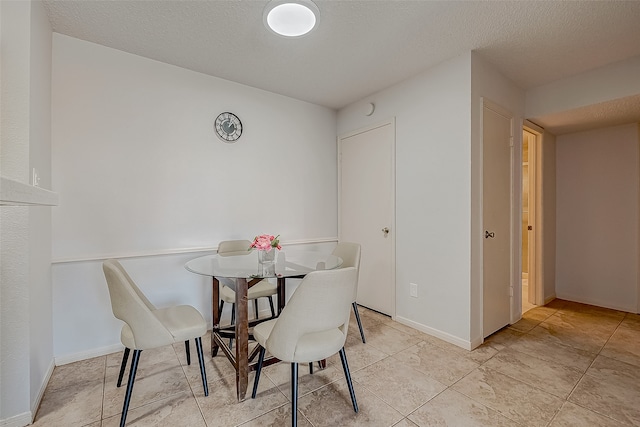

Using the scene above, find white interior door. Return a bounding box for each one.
[339,121,394,316]
[483,101,513,338]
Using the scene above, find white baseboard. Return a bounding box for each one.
[554,292,634,313]
[394,315,474,350]
[30,359,55,420]
[544,293,557,305]
[0,412,32,427]
[55,343,124,366]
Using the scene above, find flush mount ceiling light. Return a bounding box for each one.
[264,0,319,37]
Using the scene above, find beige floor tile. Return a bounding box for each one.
[483,347,584,399]
[237,403,313,426]
[383,320,425,337]
[30,303,640,427]
[101,391,206,427]
[548,401,626,427]
[545,299,569,310]
[350,308,384,331]
[557,301,626,320]
[452,367,564,427]
[508,316,541,333]
[421,335,498,365]
[549,310,623,335]
[392,419,419,427]
[509,331,596,372]
[46,356,106,392]
[352,357,446,415]
[297,380,404,427]
[362,322,423,355]
[600,326,640,367]
[484,327,524,351]
[523,305,558,321]
[408,389,520,427]
[182,352,236,388]
[534,321,610,354]
[263,360,344,399]
[621,313,640,331]
[196,371,288,427]
[393,341,479,386]
[32,379,103,427]
[102,361,191,418]
[105,345,181,380]
[571,355,640,426]
[327,340,388,372]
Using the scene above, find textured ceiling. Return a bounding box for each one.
[42,0,640,134]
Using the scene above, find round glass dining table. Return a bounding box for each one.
[185,249,342,401]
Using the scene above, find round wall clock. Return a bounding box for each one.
[215,112,243,142]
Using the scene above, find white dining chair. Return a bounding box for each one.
[332,242,365,343]
[251,267,359,427]
[103,259,208,427]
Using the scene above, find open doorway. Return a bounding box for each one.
[522,124,543,313]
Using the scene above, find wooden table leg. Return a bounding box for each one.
[212,277,220,357]
[277,277,286,315]
[235,277,249,401]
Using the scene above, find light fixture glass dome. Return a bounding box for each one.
[264,0,319,37]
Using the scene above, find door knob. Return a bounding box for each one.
[485,231,495,239]
[382,227,389,236]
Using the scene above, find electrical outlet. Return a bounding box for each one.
[410,283,418,298]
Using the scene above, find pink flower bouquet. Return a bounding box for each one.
[249,234,281,252]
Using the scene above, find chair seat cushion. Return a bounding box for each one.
[154,305,207,343]
[254,319,346,363]
[291,329,346,363]
[220,279,277,303]
[253,318,276,347]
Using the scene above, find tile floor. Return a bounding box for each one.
[33,299,640,426]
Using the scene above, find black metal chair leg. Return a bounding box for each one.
[185,340,191,365]
[117,347,130,387]
[268,296,275,318]
[339,347,358,413]
[219,300,224,315]
[352,302,366,343]
[291,362,299,427]
[251,346,266,398]
[120,349,141,427]
[309,362,313,374]
[254,300,259,320]
[230,303,236,350]
[195,337,208,396]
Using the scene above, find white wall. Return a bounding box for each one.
[28,0,54,416]
[338,54,474,347]
[0,1,54,425]
[526,55,640,119]
[470,52,525,345]
[541,131,557,303]
[556,124,639,312]
[0,1,32,421]
[337,52,525,349]
[51,34,338,362]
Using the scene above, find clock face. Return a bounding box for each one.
[215,112,242,142]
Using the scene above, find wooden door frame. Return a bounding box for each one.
[337,118,397,319]
[524,121,545,306]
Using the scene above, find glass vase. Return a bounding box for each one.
[258,249,277,277]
